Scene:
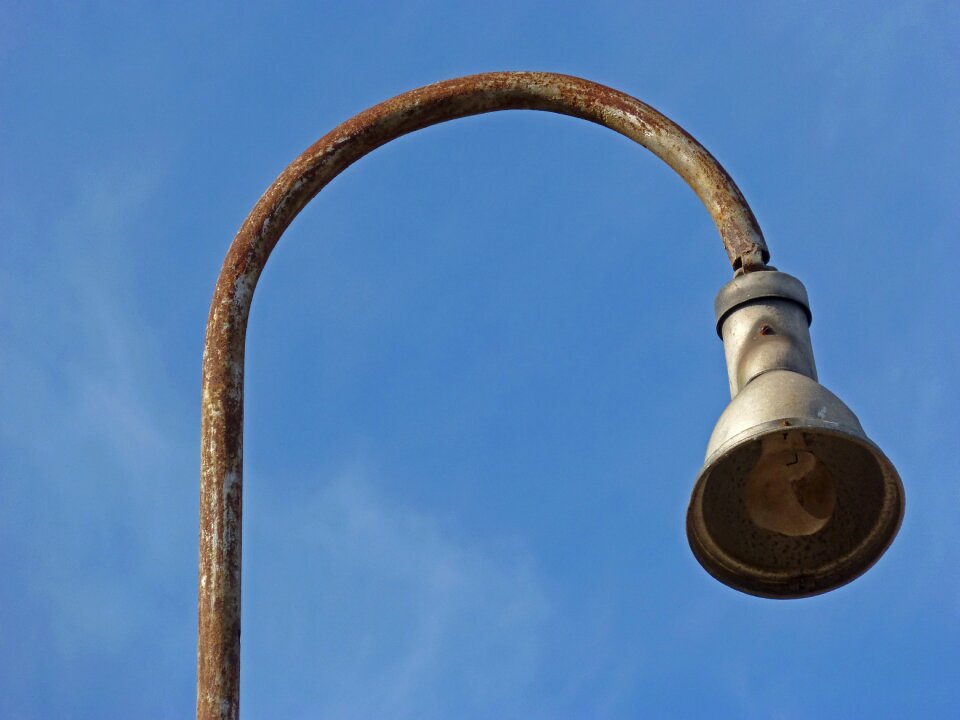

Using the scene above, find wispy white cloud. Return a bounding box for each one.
[1,158,555,718]
[244,472,551,719]
[0,161,196,717]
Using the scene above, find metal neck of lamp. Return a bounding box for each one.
[197,72,904,719]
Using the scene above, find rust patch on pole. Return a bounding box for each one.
[198,71,770,720]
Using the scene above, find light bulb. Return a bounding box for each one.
[745,433,836,537]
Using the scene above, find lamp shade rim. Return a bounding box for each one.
[688,421,905,599]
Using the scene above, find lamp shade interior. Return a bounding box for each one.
[687,424,903,598]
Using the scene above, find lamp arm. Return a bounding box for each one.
[198,71,768,720]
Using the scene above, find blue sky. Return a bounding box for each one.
[2,1,958,718]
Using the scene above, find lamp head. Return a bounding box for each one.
[687,271,904,598]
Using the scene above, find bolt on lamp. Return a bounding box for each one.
[198,72,905,719]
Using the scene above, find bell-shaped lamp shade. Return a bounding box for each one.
[686,272,904,598]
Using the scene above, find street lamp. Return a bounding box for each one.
[198,72,904,719]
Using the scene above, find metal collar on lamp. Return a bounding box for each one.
[687,270,905,598]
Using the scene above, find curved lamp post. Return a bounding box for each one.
[198,72,904,719]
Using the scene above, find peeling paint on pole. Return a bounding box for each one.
[198,71,769,720]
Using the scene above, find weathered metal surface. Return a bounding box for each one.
[688,375,905,598]
[716,271,817,395]
[198,71,770,719]
[688,271,904,598]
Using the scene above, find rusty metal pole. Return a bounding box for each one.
[198,72,769,720]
